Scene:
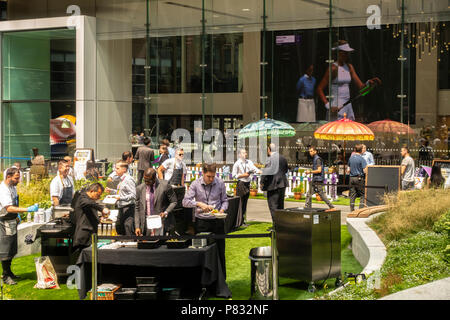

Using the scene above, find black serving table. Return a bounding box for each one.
[76,243,231,300]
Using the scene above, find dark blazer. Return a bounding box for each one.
[260,152,289,191]
[72,192,105,248]
[135,146,155,171]
[135,179,177,234]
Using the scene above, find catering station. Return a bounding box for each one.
[76,183,238,300]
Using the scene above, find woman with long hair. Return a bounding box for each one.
[428,165,445,189]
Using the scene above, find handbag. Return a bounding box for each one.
[236,180,250,197]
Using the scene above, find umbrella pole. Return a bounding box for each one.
[343,140,346,189]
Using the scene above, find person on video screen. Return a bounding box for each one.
[316,40,381,121]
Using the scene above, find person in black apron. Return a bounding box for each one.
[0,168,39,285]
[50,160,74,207]
[232,149,261,227]
[157,148,186,187]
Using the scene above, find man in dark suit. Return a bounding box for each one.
[134,168,177,236]
[72,183,110,251]
[135,138,154,185]
[260,143,289,221]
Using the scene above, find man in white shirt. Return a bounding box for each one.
[157,148,187,186]
[0,168,39,285]
[63,156,75,181]
[361,144,375,166]
[401,146,415,190]
[50,160,75,206]
[3,162,23,183]
[232,149,261,227]
[105,161,136,235]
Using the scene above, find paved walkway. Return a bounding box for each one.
[245,198,350,225]
[379,277,450,300]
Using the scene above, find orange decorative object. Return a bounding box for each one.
[367,119,415,135]
[314,115,375,141]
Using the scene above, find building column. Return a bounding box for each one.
[415,47,438,127]
[242,32,261,125]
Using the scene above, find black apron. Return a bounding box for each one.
[168,168,183,186]
[60,186,74,205]
[0,191,19,261]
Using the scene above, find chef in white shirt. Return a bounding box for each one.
[232,149,261,227]
[50,160,75,206]
[157,148,187,186]
[0,168,39,285]
[3,162,23,183]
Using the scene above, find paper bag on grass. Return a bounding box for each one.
[34,256,60,289]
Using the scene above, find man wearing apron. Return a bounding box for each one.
[105,161,136,235]
[50,160,74,206]
[157,148,187,186]
[1,168,39,285]
[232,149,261,227]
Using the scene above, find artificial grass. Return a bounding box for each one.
[249,195,359,207]
[1,223,362,300]
[218,222,362,300]
[0,254,79,300]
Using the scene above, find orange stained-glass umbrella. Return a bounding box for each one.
[314,114,375,182]
[367,119,415,135]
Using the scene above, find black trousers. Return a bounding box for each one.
[240,192,250,224]
[349,176,365,212]
[267,188,286,221]
[137,170,145,185]
[194,218,226,279]
[1,259,12,277]
[117,204,135,236]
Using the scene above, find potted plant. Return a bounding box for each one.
[230,183,237,196]
[293,186,303,200]
[250,181,258,197]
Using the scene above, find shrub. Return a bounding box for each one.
[327,231,450,300]
[432,210,450,235]
[379,231,450,295]
[369,188,450,242]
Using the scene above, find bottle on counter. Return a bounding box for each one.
[27,212,32,223]
[106,224,112,236]
[98,224,103,236]
[111,223,117,236]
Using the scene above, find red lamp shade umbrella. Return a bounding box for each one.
[367,119,415,135]
[314,114,375,182]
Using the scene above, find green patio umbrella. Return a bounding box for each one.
[238,113,296,139]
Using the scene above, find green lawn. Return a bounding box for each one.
[1,223,362,300]
[250,195,358,207]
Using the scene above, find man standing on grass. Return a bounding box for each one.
[347,144,368,212]
[401,146,415,191]
[0,168,39,285]
[304,146,336,211]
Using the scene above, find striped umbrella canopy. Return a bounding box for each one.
[314,115,375,141]
[367,119,415,135]
[238,113,296,139]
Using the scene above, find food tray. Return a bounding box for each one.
[136,277,157,285]
[115,288,136,300]
[213,213,227,219]
[166,239,191,249]
[89,285,121,300]
[137,283,159,292]
[137,240,161,249]
[136,291,158,300]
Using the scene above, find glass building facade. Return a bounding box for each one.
[0,0,448,168]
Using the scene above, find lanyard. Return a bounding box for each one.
[202,184,213,204]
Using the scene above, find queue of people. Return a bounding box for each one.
[0,138,447,288]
